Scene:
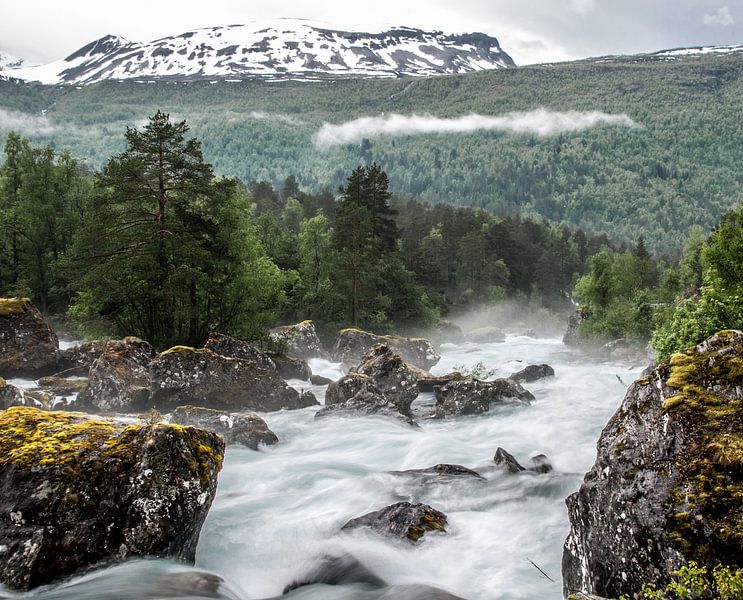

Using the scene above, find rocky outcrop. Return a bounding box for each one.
[508,364,555,383]
[466,326,505,343]
[562,331,743,599]
[77,337,156,412]
[0,298,58,377]
[493,447,553,474]
[318,374,417,426]
[149,346,317,412]
[170,405,278,450]
[0,407,224,591]
[342,502,447,542]
[269,320,324,359]
[332,328,440,370]
[433,378,534,418]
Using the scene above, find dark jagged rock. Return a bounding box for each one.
[269,320,324,360]
[283,553,387,593]
[342,501,447,542]
[433,378,534,418]
[77,337,156,412]
[465,326,505,343]
[390,463,484,480]
[354,345,419,414]
[0,378,26,409]
[310,373,334,385]
[0,407,224,591]
[318,378,418,426]
[55,340,109,376]
[0,298,59,377]
[170,405,278,450]
[493,447,525,473]
[417,371,465,393]
[563,307,588,346]
[528,454,553,473]
[332,328,440,370]
[203,332,276,371]
[508,364,555,383]
[149,346,317,412]
[562,330,743,599]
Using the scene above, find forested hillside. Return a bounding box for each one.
[1,51,743,253]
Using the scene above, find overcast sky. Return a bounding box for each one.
[2,0,742,65]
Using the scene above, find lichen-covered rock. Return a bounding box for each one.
[318,375,417,426]
[353,345,419,414]
[0,377,26,409]
[36,376,89,396]
[269,320,324,359]
[149,346,317,412]
[55,340,109,376]
[508,364,555,383]
[562,330,743,599]
[0,298,58,377]
[203,333,276,371]
[332,328,440,371]
[170,405,278,450]
[466,326,505,343]
[417,371,465,393]
[433,378,534,418]
[0,406,224,591]
[342,502,447,542]
[78,337,156,412]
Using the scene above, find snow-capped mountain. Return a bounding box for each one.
[0,50,24,71]
[0,20,514,85]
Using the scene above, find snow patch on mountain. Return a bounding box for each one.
[0,20,515,85]
[0,50,25,71]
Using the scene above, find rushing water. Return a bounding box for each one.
[7,335,645,600]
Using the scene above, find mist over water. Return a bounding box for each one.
[5,335,644,599]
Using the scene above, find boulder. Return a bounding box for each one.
[0,406,224,591]
[78,337,156,412]
[466,326,505,343]
[0,377,26,409]
[318,375,417,426]
[0,298,58,377]
[508,364,555,383]
[269,320,324,359]
[389,463,484,481]
[332,328,440,370]
[341,502,447,542]
[283,553,387,593]
[149,346,317,412]
[430,320,466,345]
[170,405,278,450]
[562,330,743,599]
[433,378,534,418]
[528,453,553,474]
[494,448,554,474]
[563,307,588,346]
[55,340,110,376]
[353,345,419,414]
[417,371,465,393]
[310,373,334,386]
[36,376,89,396]
[272,354,312,381]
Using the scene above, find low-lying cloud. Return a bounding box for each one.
[0,108,61,136]
[313,109,639,149]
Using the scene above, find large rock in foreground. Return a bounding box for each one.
[170,405,278,450]
[332,328,440,370]
[433,378,534,418]
[0,298,58,377]
[562,331,743,598]
[149,346,317,412]
[0,407,224,591]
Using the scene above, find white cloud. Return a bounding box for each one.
[0,108,60,135]
[703,6,735,27]
[569,0,596,15]
[313,110,639,149]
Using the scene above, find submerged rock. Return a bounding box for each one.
[78,337,156,413]
[0,407,224,591]
[0,298,59,377]
[170,405,278,450]
[149,346,317,412]
[494,448,553,474]
[508,364,555,383]
[562,330,743,598]
[433,378,534,418]
[389,463,484,481]
[283,553,387,593]
[342,501,448,542]
[466,326,505,343]
[332,328,440,371]
[269,320,324,360]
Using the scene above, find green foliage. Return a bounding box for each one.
[617,562,743,600]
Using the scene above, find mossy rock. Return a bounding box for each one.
[0,407,224,591]
[0,298,59,377]
[0,298,30,317]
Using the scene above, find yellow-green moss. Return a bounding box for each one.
[159,345,199,356]
[0,298,29,317]
[406,512,447,542]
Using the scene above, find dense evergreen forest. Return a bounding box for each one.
[2,51,743,254]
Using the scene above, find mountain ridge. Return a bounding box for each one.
[0,20,515,85]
